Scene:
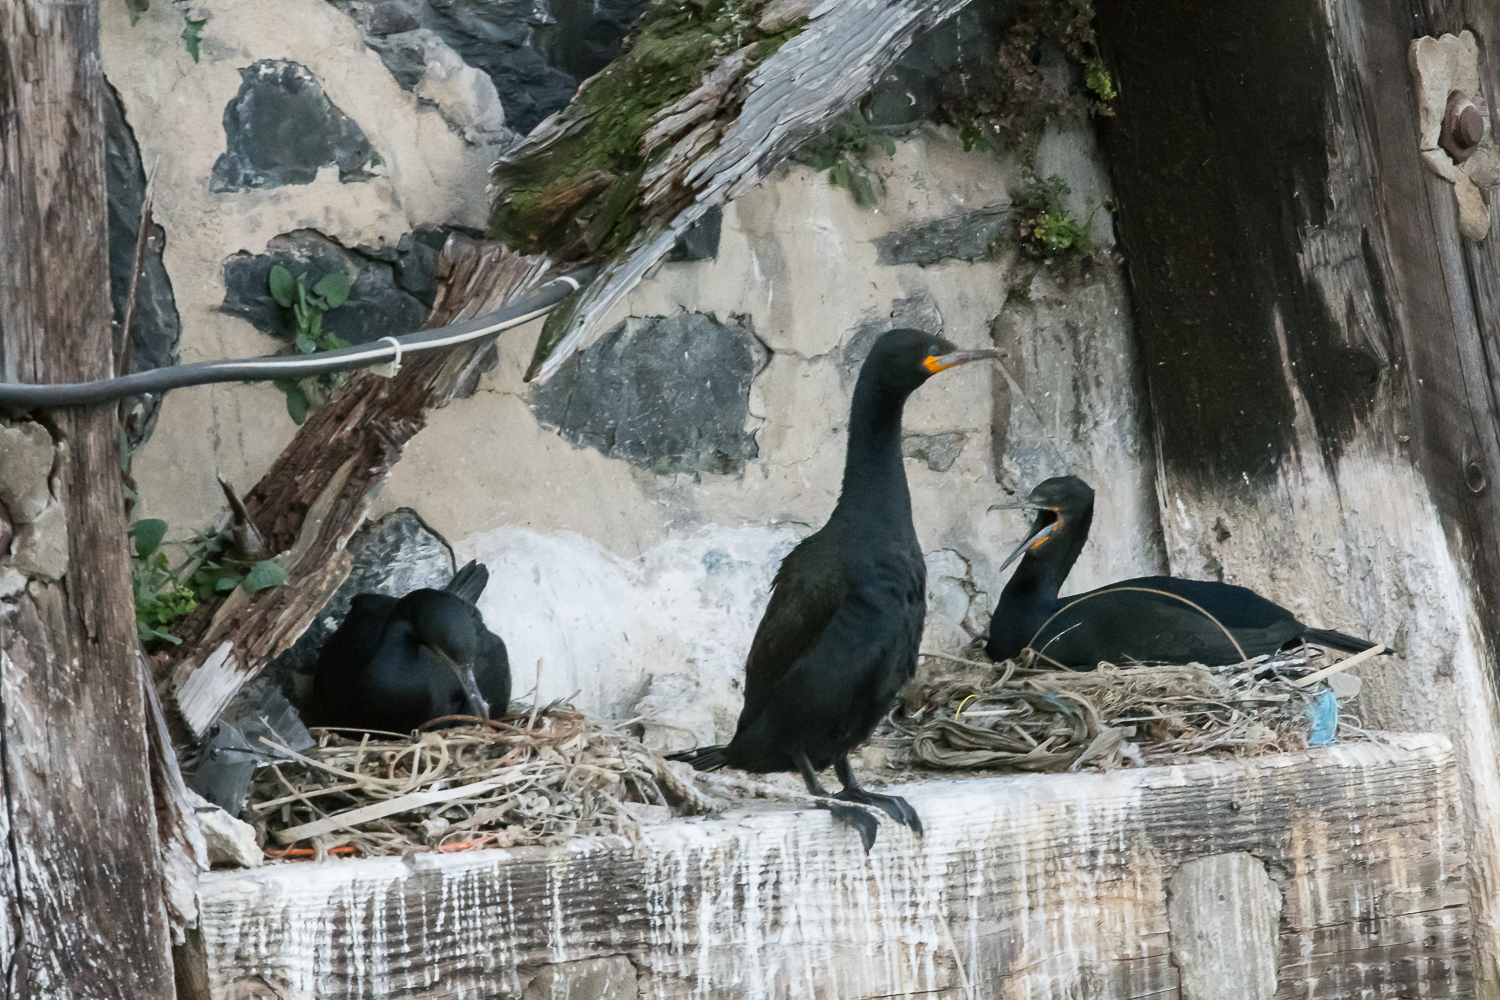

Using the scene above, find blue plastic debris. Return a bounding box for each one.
[1306,690,1338,746]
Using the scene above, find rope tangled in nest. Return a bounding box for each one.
[877,649,1357,773]
[249,709,706,859]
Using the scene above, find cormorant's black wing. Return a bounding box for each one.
[737,529,847,731]
[307,593,400,724]
[1036,577,1303,665]
[474,624,511,718]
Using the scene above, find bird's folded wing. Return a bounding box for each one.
[738,531,847,729]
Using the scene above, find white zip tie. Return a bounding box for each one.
[370,336,403,378]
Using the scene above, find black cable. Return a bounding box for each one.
[0,266,597,410]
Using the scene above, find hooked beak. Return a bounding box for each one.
[987,497,1049,513]
[923,348,999,375]
[993,505,1059,571]
[438,651,490,720]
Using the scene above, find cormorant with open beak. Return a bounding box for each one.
[986,476,1391,666]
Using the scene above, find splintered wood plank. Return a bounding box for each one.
[195,735,1471,1000]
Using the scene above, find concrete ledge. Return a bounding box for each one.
[193,734,1472,999]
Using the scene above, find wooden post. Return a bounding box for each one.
[0,0,175,993]
[1097,0,1500,991]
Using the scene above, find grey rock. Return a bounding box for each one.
[221,229,430,345]
[890,294,944,334]
[103,79,181,452]
[903,431,967,472]
[273,508,457,692]
[0,421,54,524]
[187,790,264,868]
[873,205,1011,266]
[867,2,1014,129]
[330,0,645,135]
[529,313,765,476]
[424,0,582,136]
[0,421,67,583]
[372,28,512,142]
[667,205,722,262]
[211,60,380,192]
[365,0,423,34]
[366,27,431,89]
[839,294,944,389]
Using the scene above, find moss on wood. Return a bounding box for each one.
[490,0,804,262]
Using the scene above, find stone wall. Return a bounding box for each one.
[101,0,1163,743]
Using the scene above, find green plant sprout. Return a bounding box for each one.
[793,109,897,208]
[130,519,197,649]
[125,0,208,62]
[1085,57,1116,106]
[1017,174,1093,260]
[129,518,290,651]
[267,264,351,424]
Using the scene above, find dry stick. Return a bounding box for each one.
[117,168,155,393]
[275,772,521,844]
[528,658,543,732]
[1290,644,1387,688]
[918,650,994,670]
[117,168,156,503]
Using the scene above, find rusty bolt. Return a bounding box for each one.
[1439,89,1486,165]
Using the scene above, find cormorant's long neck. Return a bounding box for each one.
[1002,507,1093,608]
[833,376,912,528]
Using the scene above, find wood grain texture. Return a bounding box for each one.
[1096,0,1500,989]
[194,736,1470,999]
[0,0,175,993]
[528,0,978,383]
[160,239,556,738]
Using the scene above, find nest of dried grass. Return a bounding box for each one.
[876,647,1367,773]
[248,707,706,859]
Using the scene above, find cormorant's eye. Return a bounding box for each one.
[929,344,940,355]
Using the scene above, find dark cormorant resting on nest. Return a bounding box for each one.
[670,329,996,850]
[308,560,511,733]
[985,476,1392,667]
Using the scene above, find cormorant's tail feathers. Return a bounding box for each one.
[1300,627,1395,656]
[664,745,730,772]
[446,560,490,604]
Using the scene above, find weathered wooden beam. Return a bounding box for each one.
[522,0,978,383]
[1096,0,1500,989]
[0,0,176,991]
[194,736,1469,999]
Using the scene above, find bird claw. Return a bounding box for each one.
[836,789,923,836]
[819,800,879,853]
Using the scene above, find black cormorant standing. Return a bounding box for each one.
[670,329,996,849]
[985,476,1392,666]
[308,560,511,732]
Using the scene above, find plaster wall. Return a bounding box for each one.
[101,1,1164,743]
